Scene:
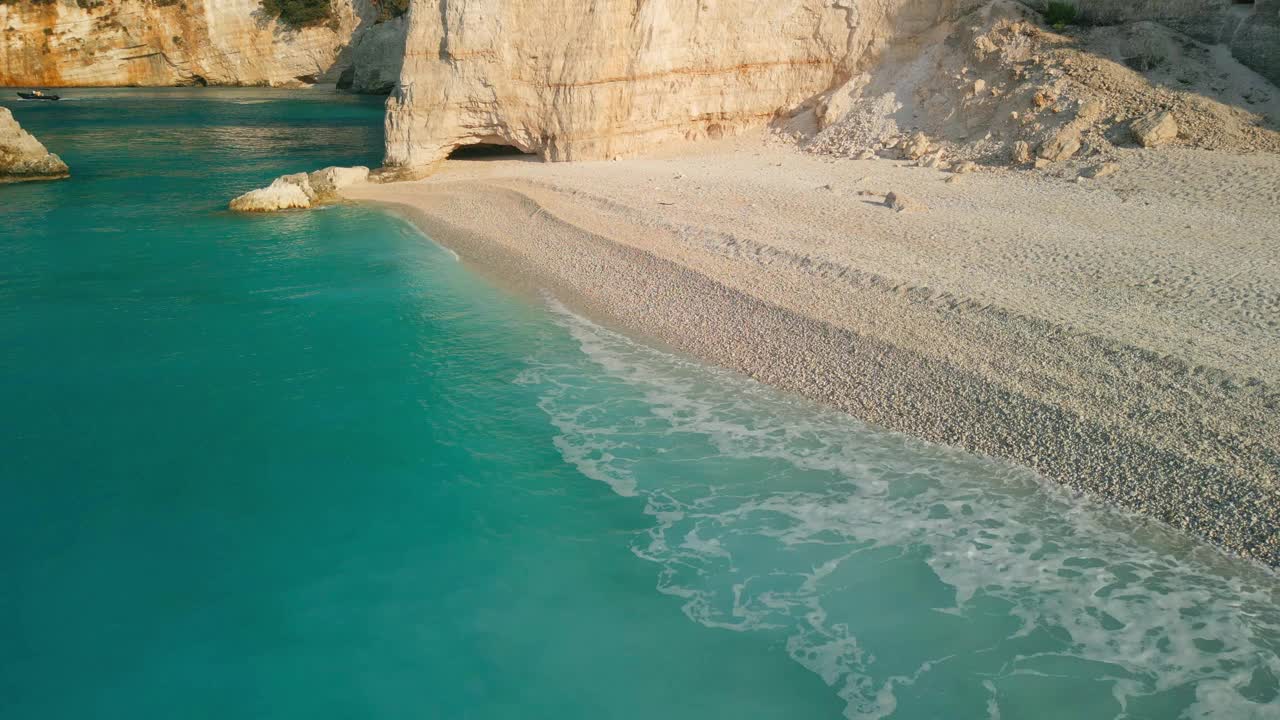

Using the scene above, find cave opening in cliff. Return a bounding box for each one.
[446,143,535,160]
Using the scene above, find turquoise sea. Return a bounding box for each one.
[1,88,1278,720]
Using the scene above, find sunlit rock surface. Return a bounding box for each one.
[229,165,369,212]
[384,0,1280,171]
[0,0,403,91]
[0,107,69,183]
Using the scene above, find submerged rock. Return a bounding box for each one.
[229,166,370,212]
[0,108,69,183]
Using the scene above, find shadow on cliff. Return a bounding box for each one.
[446,143,539,160]
[324,9,407,94]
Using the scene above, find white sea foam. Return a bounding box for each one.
[524,300,1280,719]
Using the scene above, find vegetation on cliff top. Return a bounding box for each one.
[256,0,406,29]
[259,0,333,28]
[374,0,409,21]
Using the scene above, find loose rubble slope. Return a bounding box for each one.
[802,0,1280,172]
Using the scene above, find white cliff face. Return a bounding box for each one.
[384,0,1280,171]
[384,0,984,169]
[0,0,403,91]
[0,107,69,183]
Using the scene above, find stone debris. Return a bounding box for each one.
[802,2,1279,177]
[884,191,925,212]
[1012,140,1032,164]
[1038,127,1082,162]
[1083,162,1119,179]
[901,132,932,161]
[1131,111,1179,148]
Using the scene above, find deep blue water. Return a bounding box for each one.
[2,88,1278,720]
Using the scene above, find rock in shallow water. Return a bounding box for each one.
[229,166,369,212]
[0,108,69,183]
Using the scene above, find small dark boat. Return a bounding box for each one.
[17,90,60,101]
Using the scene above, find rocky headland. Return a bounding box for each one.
[0,107,68,183]
[0,0,403,92]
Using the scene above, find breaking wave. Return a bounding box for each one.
[517,300,1280,719]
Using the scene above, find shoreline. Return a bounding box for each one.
[343,140,1280,567]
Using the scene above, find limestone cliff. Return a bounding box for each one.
[0,107,69,182]
[383,0,989,169]
[384,0,1280,171]
[0,0,403,91]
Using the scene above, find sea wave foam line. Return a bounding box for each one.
[516,298,1280,720]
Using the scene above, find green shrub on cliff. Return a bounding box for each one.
[374,0,409,21]
[1044,1,1079,29]
[259,0,333,29]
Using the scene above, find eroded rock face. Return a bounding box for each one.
[0,0,403,90]
[0,107,69,183]
[383,0,980,170]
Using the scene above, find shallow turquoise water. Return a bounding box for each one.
[2,89,1278,720]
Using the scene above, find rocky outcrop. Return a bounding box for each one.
[0,0,404,91]
[383,0,985,170]
[0,107,69,183]
[230,165,369,211]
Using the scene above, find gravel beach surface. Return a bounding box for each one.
[344,138,1280,567]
